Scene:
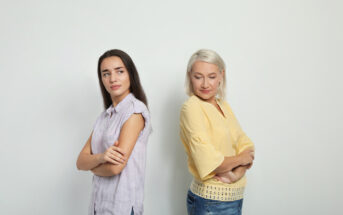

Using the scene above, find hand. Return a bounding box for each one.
[99,141,126,165]
[238,148,254,166]
[214,171,237,184]
[246,162,253,169]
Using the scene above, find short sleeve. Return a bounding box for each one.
[180,102,224,180]
[121,100,152,140]
[224,102,254,154]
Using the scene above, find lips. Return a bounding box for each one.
[200,90,211,94]
[110,85,121,90]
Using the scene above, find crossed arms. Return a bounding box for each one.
[76,114,144,176]
[213,148,254,184]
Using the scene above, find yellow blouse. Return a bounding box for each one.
[180,95,254,201]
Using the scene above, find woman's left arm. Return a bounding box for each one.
[91,113,144,177]
[215,163,252,183]
[227,103,255,154]
[215,103,255,183]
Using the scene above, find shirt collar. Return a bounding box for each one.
[106,93,134,115]
[192,95,227,117]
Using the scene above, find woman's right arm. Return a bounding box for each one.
[76,133,125,171]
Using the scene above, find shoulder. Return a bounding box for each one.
[181,95,202,113]
[132,98,149,114]
[180,96,207,121]
[126,96,152,134]
[123,96,150,128]
[126,96,150,118]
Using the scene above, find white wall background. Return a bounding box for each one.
[1,0,342,214]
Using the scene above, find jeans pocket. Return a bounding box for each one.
[186,191,196,215]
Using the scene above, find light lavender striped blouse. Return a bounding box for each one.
[89,93,151,215]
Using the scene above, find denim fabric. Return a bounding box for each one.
[187,190,243,215]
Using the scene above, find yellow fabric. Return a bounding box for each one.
[180,95,254,201]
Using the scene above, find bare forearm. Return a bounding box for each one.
[91,163,121,177]
[76,153,102,171]
[214,164,250,184]
[232,165,248,179]
[215,146,255,174]
[214,155,243,174]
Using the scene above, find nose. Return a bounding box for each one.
[201,77,209,88]
[110,73,117,83]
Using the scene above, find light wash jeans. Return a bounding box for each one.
[187,190,243,215]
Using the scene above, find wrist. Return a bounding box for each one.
[96,153,104,164]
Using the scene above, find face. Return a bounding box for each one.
[100,56,131,103]
[190,61,223,103]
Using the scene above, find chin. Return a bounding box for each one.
[196,93,215,101]
[111,91,124,97]
[110,88,130,98]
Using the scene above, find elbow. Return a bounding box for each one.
[76,153,92,171]
[76,159,81,170]
[76,161,83,171]
[76,159,87,171]
[111,168,122,176]
[110,165,125,176]
[111,169,120,175]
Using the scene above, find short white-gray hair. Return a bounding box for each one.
[185,49,226,99]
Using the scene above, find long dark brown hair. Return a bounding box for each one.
[97,49,148,109]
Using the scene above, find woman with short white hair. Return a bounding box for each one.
[180,49,255,215]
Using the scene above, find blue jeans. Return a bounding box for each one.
[187,190,243,215]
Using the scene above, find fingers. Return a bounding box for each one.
[110,147,126,162]
[246,162,253,169]
[250,152,255,160]
[240,152,254,165]
[107,152,125,164]
[113,141,119,146]
[228,171,238,182]
[110,146,125,156]
[103,145,126,165]
[215,176,232,183]
[104,156,121,165]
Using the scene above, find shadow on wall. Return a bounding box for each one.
[161,91,192,214]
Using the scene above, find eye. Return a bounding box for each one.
[209,76,216,79]
[194,76,202,80]
[118,70,124,74]
[102,73,110,77]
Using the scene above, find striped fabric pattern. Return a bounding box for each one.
[89,93,151,215]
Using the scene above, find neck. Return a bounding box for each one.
[111,91,130,107]
[197,95,217,106]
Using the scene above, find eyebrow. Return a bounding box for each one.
[193,72,217,76]
[208,73,217,76]
[101,67,124,73]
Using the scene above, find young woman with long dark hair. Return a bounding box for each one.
[77,49,151,215]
